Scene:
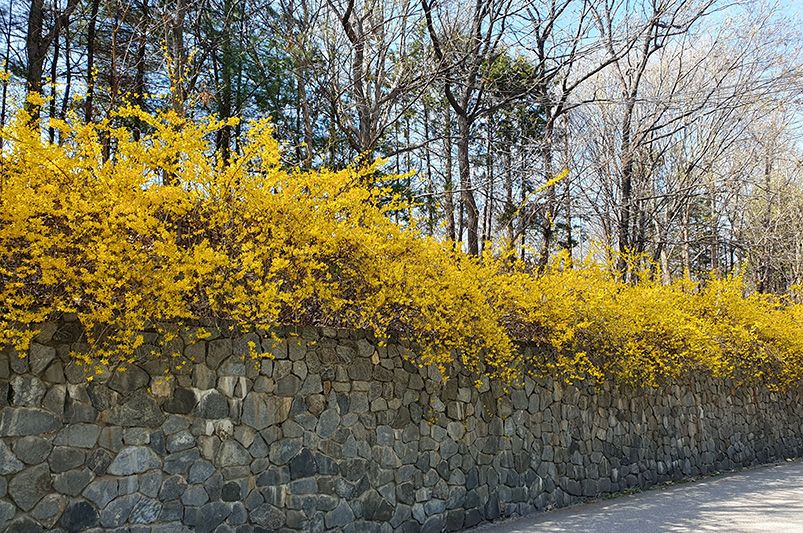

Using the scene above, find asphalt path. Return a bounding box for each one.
[471,460,803,532]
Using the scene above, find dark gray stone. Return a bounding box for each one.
[181,485,209,506]
[195,390,229,419]
[108,364,150,393]
[289,448,317,479]
[0,500,15,527]
[31,494,66,529]
[83,478,118,509]
[13,435,52,465]
[289,478,318,494]
[361,489,394,521]
[222,481,241,501]
[29,343,56,374]
[6,517,44,533]
[98,426,123,451]
[207,339,232,369]
[9,463,52,511]
[105,391,165,427]
[164,448,200,475]
[242,393,292,430]
[123,427,150,445]
[166,430,195,452]
[164,387,197,414]
[316,408,340,438]
[85,447,114,474]
[250,504,285,529]
[348,359,372,380]
[149,430,167,455]
[53,468,93,496]
[108,446,161,475]
[249,433,269,458]
[158,501,184,523]
[10,376,47,406]
[130,497,161,524]
[276,374,301,396]
[0,440,23,474]
[217,439,251,467]
[100,494,140,528]
[159,475,188,501]
[64,399,97,423]
[189,460,215,483]
[422,514,446,533]
[184,501,231,531]
[269,438,302,465]
[138,469,163,497]
[161,414,191,435]
[299,374,323,395]
[87,384,117,411]
[60,500,98,532]
[0,407,61,436]
[219,356,246,376]
[54,423,101,448]
[229,501,248,525]
[256,466,290,487]
[326,500,355,529]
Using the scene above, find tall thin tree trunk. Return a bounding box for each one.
[1,5,14,150]
[520,148,527,261]
[59,19,72,129]
[759,154,773,292]
[504,144,513,246]
[617,97,637,276]
[457,114,479,256]
[562,117,573,264]
[48,14,61,143]
[133,0,149,141]
[423,99,435,235]
[538,120,555,268]
[233,0,246,154]
[85,0,100,122]
[682,204,691,278]
[297,71,313,167]
[443,110,455,242]
[25,0,47,120]
[709,177,719,274]
[480,123,493,254]
[168,0,188,118]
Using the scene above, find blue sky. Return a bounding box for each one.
[779,0,803,19]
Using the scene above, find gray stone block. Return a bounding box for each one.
[108,446,161,475]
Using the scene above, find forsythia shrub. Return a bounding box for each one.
[1,103,801,388]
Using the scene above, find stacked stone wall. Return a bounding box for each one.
[1,318,802,532]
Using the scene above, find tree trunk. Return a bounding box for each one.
[25,0,47,120]
[1,6,14,149]
[85,0,100,122]
[59,19,72,131]
[709,179,719,274]
[168,0,188,118]
[617,97,637,274]
[538,120,555,268]
[504,143,513,246]
[48,16,60,142]
[298,70,313,167]
[457,114,479,255]
[423,99,435,235]
[681,204,691,278]
[216,0,233,161]
[443,110,456,242]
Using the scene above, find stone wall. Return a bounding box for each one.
[1,318,803,532]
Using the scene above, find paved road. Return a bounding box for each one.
[471,460,803,532]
